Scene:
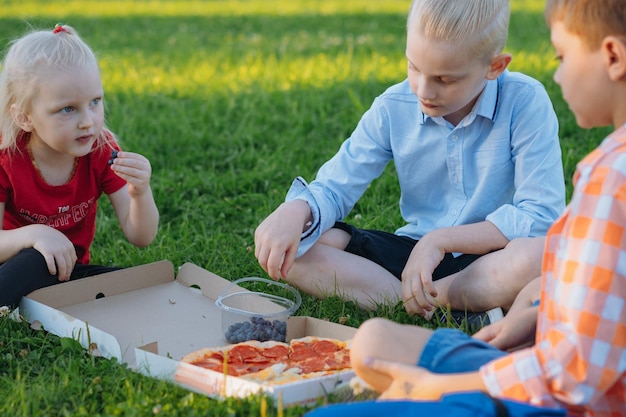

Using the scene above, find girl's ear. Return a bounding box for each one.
[486,53,512,80]
[10,104,33,132]
[603,36,626,82]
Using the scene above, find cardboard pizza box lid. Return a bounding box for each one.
[19,260,357,405]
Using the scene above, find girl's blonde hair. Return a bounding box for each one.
[0,25,112,152]
[407,0,509,63]
[545,0,626,50]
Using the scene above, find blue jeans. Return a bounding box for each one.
[418,328,507,372]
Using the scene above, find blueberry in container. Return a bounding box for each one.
[215,277,302,344]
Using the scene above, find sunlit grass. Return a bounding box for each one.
[103,52,405,95]
[1,0,555,96]
[0,0,411,17]
[0,0,546,17]
[510,0,547,13]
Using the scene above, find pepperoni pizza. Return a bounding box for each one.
[180,336,352,385]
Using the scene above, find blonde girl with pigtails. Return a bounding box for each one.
[0,24,159,309]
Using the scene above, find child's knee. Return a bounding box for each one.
[504,238,544,278]
[351,318,390,367]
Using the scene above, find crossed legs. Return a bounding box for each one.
[284,230,545,314]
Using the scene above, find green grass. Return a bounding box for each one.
[0,1,613,415]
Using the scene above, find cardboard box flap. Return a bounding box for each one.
[176,263,295,314]
[286,316,357,340]
[175,262,235,298]
[20,297,124,361]
[53,280,218,367]
[25,260,175,308]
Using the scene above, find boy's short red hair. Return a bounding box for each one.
[545,0,626,50]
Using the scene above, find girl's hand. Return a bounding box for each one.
[401,237,444,316]
[109,151,152,197]
[30,225,77,281]
[107,150,159,248]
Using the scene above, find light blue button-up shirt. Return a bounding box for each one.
[288,71,566,257]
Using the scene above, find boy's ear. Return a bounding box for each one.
[603,36,626,82]
[10,104,33,132]
[486,53,512,80]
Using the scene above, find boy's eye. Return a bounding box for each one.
[61,106,74,114]
[90,98,101,106]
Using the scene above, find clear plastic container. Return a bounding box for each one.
[215,277,302,344]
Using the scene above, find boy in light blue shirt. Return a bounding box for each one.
[255,0,565,326]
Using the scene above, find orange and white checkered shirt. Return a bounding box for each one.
[480,125,626,417]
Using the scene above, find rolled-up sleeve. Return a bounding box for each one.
[486,83,565,240]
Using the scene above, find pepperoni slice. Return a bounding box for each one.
[262,345,289,360]
[206,352,224,362]
[289,344,317,362]
[228,345,265,363]
[312,340,340,353]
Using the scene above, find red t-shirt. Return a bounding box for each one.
[0,131,127,264]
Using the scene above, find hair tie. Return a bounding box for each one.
[52,24,66,34]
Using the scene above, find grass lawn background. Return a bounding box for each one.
[0,1,612,415]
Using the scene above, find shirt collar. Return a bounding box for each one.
[419,72,501,126]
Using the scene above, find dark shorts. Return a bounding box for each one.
[333,222,481,281]
[417,327,507,373]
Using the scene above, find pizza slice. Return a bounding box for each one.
[288,336,351,374]
[180,340,289,377]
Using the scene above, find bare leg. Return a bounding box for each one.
[350,318,433,392]
[286,228,543,313]
[433,237,545,312]
[285,229,402,310]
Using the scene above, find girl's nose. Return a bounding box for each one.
[78,111,94,129]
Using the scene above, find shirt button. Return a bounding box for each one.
[451,135,458,142]
[451,209,458,215]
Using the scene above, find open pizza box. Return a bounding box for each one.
[18,260,357,405]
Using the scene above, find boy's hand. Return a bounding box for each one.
[255,200,311,280]
[401,238,444,316]
[474,304,538,351]
[30,225,77,281]
[473,275,541,351]
[365,356,486,401]
[363,357,443,400]
[109,151,152,197]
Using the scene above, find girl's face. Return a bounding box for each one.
[405,30,494,126]
[550,21,614,128]
[23,62,104,158]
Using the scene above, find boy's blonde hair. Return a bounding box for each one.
[0,25,110,152]
[407,0,509,62]
[545,0,626,50]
